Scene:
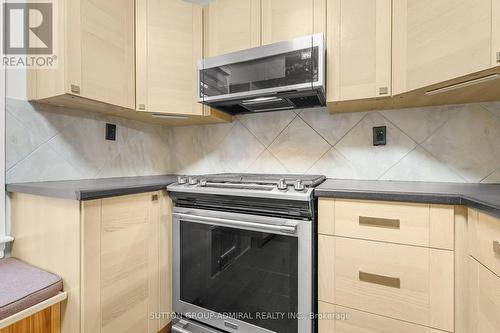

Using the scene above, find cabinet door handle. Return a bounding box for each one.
[493,240,500,255]
[359,216,400,229]
[496,51,500,63]
[379,87,389,95]
[359,271,401,289]
[138,103,146,110]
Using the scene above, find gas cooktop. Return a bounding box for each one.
[200,173,326,187]
[167,173,326,201]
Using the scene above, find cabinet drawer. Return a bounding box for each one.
[318,302,448,333]
[468,257,500,333]
[318,236,454,331]
[331,199,454,249]
[468,209,500,277]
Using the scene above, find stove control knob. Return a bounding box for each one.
[294,179,305,191]
[199,179,207,187]
[188,177,198,185]
[277,178,288,190]
[177,176,187,185]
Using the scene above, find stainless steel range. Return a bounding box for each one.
[167,174,325,333]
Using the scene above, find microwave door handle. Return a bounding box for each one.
[173,212,297,234]
[241,96,281,105]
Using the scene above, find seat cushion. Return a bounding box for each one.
[0,258,63,320]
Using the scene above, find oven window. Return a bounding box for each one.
[180,221,299,333]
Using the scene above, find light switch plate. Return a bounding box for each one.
[106,123,116,141]
[373,126,386,146]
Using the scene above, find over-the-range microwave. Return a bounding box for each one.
[197,33,325,114]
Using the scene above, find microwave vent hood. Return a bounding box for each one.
[197,34,325,114]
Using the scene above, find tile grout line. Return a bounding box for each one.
[327,112,372,176]
[232,118,267,170]
[6,101,150,179]
[377,110,468,182]
[7,100,79,145]
[263,145,292,174]
[296,111,334,147]
[237,115,278,149]
[373,111,420,179]
[416,140,472,183]
[5,111,74,172]
[280,112,332,173]
[6,120,83,179]
[330,111,369,148]
[377,110,418,147]
[265,112,300,149]
[6,143,85,183]
[303,145,335,175]
[418,107,458,145]
[376,145,418,181]
[478,165,500,183]
[416,145,468,182]
[6,143,47,175]
[478,102,500,121]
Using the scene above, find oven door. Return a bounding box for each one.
[173,207,312,333]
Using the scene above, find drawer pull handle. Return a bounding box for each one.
[494,241,500,255]
[359,271,401,289]
[359,216,400,229]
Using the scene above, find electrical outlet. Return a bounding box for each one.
[106,123,116,141]
[373,126,386,146]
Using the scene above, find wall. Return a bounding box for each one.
[4,61,170,183]
[6,99,500,184]
[6,98,171,183]
[164,102,500,183]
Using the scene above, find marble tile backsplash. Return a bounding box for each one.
[6,98,172,183]
[6,98,500,184]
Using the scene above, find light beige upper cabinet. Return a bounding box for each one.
[28,0,135,109]
[76,0,135,108]
[204,0,261,57]
[493,0,500,66]
[261,0,326,45]
[136,0,204,115]
[392,0,494,95]
[327,0,392,102]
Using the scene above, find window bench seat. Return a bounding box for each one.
[0,258,66,332]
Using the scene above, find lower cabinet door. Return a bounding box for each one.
[82,192,169,333]
[318,301,448,333]
[468,257,500,333]
[318,235,454,331]
[468,209,500,277]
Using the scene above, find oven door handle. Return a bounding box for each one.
[173,212,298,234]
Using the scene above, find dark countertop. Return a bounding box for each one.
[315,179,500,219]
[7,176,500,218]
[6,175,178,201]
